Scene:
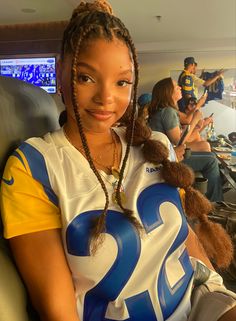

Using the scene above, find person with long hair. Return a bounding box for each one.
[148,77,223,202]
[0,1,235,320]
[149,77,210,151]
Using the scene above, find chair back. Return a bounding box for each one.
[0,76,60,321]
[0,76,59,176]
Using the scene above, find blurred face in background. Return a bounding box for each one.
[192,63,197,75]
[186,98,197,112]
[172,80,182,104]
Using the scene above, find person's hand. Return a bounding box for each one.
[174,144,186,162]
[197,94,207,108]
[195,119,204,130]
[193,110,203,122]
[217,69,225,77]
[203,116,213,127]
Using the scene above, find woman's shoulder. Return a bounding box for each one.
[24,129,64,154]
[162,106,177,114]
[151,131,171,147]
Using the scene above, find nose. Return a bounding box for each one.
[93,82,114,106]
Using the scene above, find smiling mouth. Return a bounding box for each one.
[87,110,113,120]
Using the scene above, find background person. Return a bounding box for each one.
[184,97,214,133]
[0,1,235,321]
[148,77,223,202]
[178,57,224,111]
[148,77,211,151]
[137,92,152,120]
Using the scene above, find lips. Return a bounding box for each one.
[87,110,113,120]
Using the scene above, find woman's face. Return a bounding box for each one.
[59,38,134,134]
[171,80,182,103]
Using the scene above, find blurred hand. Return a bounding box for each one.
[197,94,207,108]
[196,119,204,130]
[174,144,186,162]
[217,69,225,77]
[193,110,203,122]
[203,117,213,127]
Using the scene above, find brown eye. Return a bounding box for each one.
[117,80,133,87]
[78,74,93,83]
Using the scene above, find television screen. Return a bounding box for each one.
[0,56,57,94]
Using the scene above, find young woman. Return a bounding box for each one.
[183,96,214,133]
[0,1,235,320]
[148,78,211,151]
[148,78,223,202]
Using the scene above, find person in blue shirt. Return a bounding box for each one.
[178,57,224,111]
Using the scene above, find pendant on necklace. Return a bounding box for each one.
[111,167,120,179]
[112,190,127,205]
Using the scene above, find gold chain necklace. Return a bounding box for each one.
[63,127,126,205]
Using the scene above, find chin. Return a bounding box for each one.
[83,122,114,134]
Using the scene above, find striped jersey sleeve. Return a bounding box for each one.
[0,142,61,238]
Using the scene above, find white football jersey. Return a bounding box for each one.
[2,127,196,321]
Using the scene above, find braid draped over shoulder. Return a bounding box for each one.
[61,0,233,267]
[127,117,233,268]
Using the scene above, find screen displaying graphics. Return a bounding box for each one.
[0,57,57,94]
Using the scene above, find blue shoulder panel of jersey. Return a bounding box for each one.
[17,142,59,206]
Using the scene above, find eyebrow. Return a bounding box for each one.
[77,62,133,76]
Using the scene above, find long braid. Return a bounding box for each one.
[128,113,233,268]
[124,72,233,268]
[62,2,144,250]
[61,0,233,265]
[70,25,110,253]
[114,31,142,230]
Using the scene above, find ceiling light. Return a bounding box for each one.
[155,15,162,22]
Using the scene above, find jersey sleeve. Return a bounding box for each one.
[0,145,61,239]
[192,74,205,87]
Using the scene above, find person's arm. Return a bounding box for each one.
[195,94,207,109]
[203,69,224,87]
[9,229,80,321]
[166,126,182,146]
[198,116,213,133]
[1,150,80,321]
[173,144,186,161]
[186,227,236,320]
[178,109,195,125]
[184,110,203,142]
[161,107,182,145]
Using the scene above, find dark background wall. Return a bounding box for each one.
[0,21,67,56]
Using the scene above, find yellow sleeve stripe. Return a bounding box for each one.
[182,86,193,91]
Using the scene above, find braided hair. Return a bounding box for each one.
[61,0,141,253]
[61,0,233,267]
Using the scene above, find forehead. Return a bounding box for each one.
[76,38,133,70]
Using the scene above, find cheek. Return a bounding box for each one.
[122,87,132,103]
[119,93,132,114]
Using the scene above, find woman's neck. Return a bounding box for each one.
[63,122,114,148]
[63,122,121,175]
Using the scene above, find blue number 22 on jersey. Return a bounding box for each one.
[66,183,194,321]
